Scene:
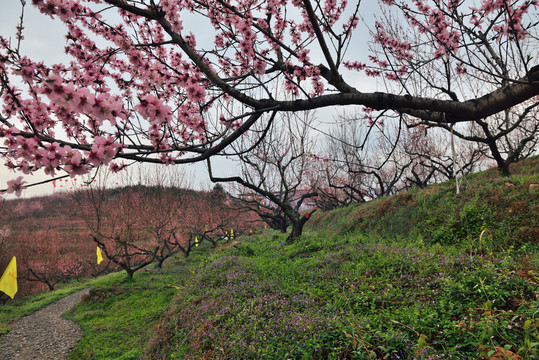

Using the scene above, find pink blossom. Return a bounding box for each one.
[135,95,172,125]
[456,62,467,74]
[385,72,399,81]
[253,58,267,74]
[344,61,366,71]
[159,152,176,165]
[185,79,206,102]
[298,49,310,64]
[110,162,127,173]
[6,176,27,197]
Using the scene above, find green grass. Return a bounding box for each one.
[142,233,539,359]
[65,255,199,360]
[2,157,538,359]
[309,156,539,248]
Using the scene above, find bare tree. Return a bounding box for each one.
[198,185,259,247]
[73,170,191,278]
[325,116,413,201]
[400,126,485,189]
[324,112,490,202]
[440,104,539,176]
[75,184,157,278]
[369,1,539,175]
[209,113,318,243]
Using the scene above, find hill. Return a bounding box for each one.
[309,156,539,247]
[1,157,538,359]
[137,157,538,360]
[0,184,254,296]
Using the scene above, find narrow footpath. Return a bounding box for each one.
[0,288,90,360]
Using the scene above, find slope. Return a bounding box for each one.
[138,157,538,359]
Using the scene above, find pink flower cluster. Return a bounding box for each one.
[425,9,461,57]
[1,124,122,181]
[373,22,414,62]
[134,95,172,126]
[323,0,347,27]
[470,0,538,41]
[343,61,366,71]
[86,136,123,167]
[6,176,27,197]
[36,74,126,128]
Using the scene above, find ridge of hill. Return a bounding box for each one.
[309,156,539,248]
[1,185,201,228]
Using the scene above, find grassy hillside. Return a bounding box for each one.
[309,156,539,247]
[2,157,538,359]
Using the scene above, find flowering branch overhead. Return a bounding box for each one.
[1,0,538,194]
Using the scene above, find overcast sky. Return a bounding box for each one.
[0,1,381,199]
[1,3,68,198]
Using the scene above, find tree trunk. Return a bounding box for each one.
[285,212,314,244]
[479,123,512,177]
[124,267,134,279]
[285,222,304,244]
[265,214,288,233]
[497,161,511,177]
[279,217,288,233]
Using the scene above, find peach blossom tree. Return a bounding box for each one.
[0,0,537,196]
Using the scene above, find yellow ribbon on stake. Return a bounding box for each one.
[0,256,17,299]
[97,247,104,265]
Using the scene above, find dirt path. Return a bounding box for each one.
[0,288,90,360]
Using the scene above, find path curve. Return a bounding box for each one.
[0,288,90,360]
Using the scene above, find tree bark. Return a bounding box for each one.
[285,211,315,244]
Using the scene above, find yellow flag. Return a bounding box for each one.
[0,256,17,299]
[195,236,199,247]
[97,247,103,264]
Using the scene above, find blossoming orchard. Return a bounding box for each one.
[1,0,538,196]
